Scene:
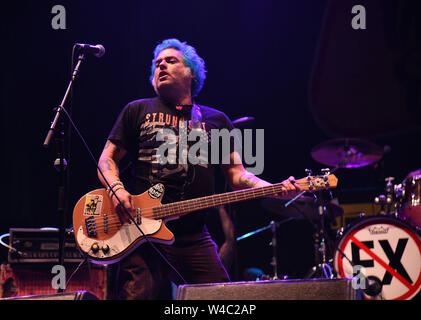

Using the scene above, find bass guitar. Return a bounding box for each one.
[72,174,338,264]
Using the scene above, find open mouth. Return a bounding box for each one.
[158,71,169,80]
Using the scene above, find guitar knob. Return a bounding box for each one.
[91,243,99,253]
[102,244,109,253]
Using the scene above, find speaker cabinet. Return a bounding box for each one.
[0,263,109,300]
[1,290,99,300]
[177,278,359,300]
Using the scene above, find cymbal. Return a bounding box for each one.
[232,116,255,128]
[261,196,343,220]
[311,138,384,168]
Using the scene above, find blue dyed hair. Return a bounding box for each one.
[150,38,206,97]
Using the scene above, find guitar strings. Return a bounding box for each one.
[86,180,321,230]
[86,180,325,231]
[87,183,290,228]
[81,180,321,232]
[84,191,277,230]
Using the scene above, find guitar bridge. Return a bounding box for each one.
[85,216,97,237]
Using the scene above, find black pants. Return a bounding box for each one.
[113,231,230,300]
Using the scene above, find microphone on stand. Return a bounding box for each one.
[364,276,383,298]
[74,43,105,58]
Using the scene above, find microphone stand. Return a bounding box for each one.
[41,49,188,290]
[43,52,86,293]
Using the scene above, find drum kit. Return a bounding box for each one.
[236,138,421,300]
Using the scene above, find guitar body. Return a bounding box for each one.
[72,183,174,264]
[73,174,338,264]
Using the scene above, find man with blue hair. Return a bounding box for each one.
[149,38,206,98]
[97,38,301,299]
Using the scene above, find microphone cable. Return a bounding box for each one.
[54,47,186,285]
[58,104,187,285]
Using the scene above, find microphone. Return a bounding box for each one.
[364,276,383,297]
[74,43,105,58]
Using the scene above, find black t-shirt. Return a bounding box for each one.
[108,97,235,237]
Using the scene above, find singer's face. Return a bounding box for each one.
[152,48,194,97]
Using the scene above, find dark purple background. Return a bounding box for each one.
[1,0,420,281]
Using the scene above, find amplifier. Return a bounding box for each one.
[1,290,99,300]
[0,263,110,300]
[177,278,360,300]
[8,228,84,264]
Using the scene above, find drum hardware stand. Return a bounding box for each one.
[236,217,295,280]
[374,177,395,216]
[284,168,336,279]
[305,169,335,279]
[268,219,292,280]
[305,211,335,279]
[274,168,321,280]
[269,220,281,280]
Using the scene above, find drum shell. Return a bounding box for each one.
[333,216,421,300]
[398,175,421,229]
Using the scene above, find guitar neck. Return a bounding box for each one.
[153,183,285,220]
[151,174,337,220]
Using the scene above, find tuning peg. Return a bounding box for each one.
[321,169,330,184]
[321,168,331,175]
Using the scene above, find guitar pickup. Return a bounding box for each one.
[103,214,108,234]
[85,216,97,237]
[136,208,142,225]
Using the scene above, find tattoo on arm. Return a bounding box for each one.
[98,140,127,186]
[238,172,259,188]
[103,140,126,162]
[98,157,115,173]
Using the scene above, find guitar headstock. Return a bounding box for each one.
[299,168,338,191]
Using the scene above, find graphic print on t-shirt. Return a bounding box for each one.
[138,109,210,195]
